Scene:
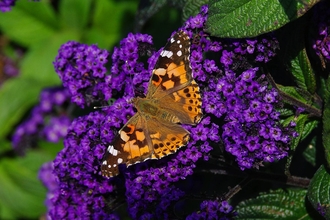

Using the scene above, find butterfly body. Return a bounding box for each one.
[133,97,181,123]
[101,31,203,178]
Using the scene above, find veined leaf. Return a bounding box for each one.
[236,188,311,219]
[290,49,316,94]
[182,0,208,22]
[207,0,320,38]
[308,165,330,219]
[323,75,330,168]
[277,85,308,104]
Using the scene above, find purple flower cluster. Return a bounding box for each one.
[49,110,118,219]
[109,32,154,99]
[43,3,298,219]
[0,0,15,12]
[228,37,279,64]
[220,69,297,170]
[313,25,330,61]
[312,1,330,62]
[38,161,57,219]
[12,87,71,154]
[53,42,110,108]
[125,117,214,219]
[187,200,236,219]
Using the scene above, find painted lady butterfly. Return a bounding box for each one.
[101,30,203,177]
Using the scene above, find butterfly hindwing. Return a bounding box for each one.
[158,79,202,124]
[145,118,190,159]
[101,114,190,177]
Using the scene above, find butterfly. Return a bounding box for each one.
[101,30,203,178]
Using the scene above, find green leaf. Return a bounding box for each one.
[236,188,310,219]
[324,75,330,168]
[0,78,44,139]
[0,140,12,155]
[0,0,58,47]
[20,30,79,83]
[182,0,208,22]
[308,165,330,219]
[207,0,320,38]
[84,27,120,50]
[38,140,64,158]
[290,49,316,94]
[0,150,51,219]
[91,0,137,48]
[287,114,306,151]
[303,138,317,167]
[277,85,308,104]
[59,0,92,31]
[278,107,294,117]
[301,119,319,141]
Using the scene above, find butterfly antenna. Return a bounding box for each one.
[94,105,108,110]
[94,99,116,110]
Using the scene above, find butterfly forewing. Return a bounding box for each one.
[145,118,190,158]
[101,31,203,178]
[147,31,192,99]
[101,136,127,177]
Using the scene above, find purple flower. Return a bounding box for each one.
[221,50,234,66]
[12,87,71,154]
[312,1,330,62]
[53,42,109,108]
[49,111,117,219]
[246,40,257,53]
[203,59,219,73]
[187,199,236,219]
[0,0,15,12]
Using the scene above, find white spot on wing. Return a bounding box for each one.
[177,40,181,44]
[161,50,173,58]
[177,50,182,57]
[117,158,123,164]
[170,37,175,43]
[102,160,107,165]
[108,164,112,168]
[107,145,118,156]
